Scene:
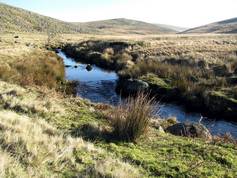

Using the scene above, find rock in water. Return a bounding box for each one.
[166,122,212,139]
[86,64,92,71]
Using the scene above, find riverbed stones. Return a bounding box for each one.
[166,122,212,139]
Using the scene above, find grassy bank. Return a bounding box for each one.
[0,80,237,177]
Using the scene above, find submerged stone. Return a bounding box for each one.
[86,64,93,71]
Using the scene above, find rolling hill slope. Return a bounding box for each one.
[0,3,80,33]
[77,18,177,34]
[0,3,176,34]
[183,17,237,34]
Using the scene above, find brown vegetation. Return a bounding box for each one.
[109,93,157,141]
[0,49,64,88]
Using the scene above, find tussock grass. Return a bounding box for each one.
[0,49,64,88]
[109,93,157,141]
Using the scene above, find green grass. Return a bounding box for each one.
[99,132,237,177]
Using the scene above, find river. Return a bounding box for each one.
[58,50,237,138]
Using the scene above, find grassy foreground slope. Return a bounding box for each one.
[0,81,142,177]
[0,80,237,177]
[0,33,237,177]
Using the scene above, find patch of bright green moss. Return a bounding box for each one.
[140,73,172,89]
[98,130,237,177]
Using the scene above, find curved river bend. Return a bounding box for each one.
[58,50,237,138]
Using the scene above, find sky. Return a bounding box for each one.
[1,0,237,28]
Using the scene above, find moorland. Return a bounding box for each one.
[0,2,237,178]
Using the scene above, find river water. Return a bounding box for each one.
[58,50,237,138]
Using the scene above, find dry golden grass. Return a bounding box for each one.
[1,33,236,65]
[58,33,237,66]
[0,110,139,177]
[0,34,65,88]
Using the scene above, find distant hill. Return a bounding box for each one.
[183,17,237,34]
[0,3,80,33]
[156,24,188,32]
[0,3,176,34]
[77,18,177,34]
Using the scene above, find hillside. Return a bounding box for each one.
[0,3,176,34]
[0,3,80,33]
[77,18,177,34]
[156,23,188,32]
[183,17,237,34]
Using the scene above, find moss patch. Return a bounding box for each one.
[99,130,237,177]
[140,73,172,89]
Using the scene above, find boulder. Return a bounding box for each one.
[116,79,149,94]
[166,122,212,139]
[86,64,93,71]
[204,91,237,118]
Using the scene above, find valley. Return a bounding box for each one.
[0,2,237,177]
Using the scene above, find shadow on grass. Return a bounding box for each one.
[69,123,114,142]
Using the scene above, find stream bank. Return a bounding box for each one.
[57,50,237,138]
[61,41,237,120]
